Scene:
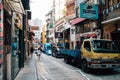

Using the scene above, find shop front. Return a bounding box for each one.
[103,22,120,50]
[3,0,25,80]
[72,17,99,47]
[11,12,23,80]
[64,28,70,49]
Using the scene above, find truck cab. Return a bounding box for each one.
[81,39,120,72]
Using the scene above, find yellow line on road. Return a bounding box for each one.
[37,61,48,75]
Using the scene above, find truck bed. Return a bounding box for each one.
[61,49,81,58]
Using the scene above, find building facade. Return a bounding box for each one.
[45,0,120,50]
[1,0,31,80]
[102,0,120,50]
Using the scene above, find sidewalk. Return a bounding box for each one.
[15,54,38,80]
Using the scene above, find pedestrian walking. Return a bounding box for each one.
[37,46,42,61]
[30,45,34,57]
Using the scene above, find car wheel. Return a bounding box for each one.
[64,55,71,64]
[81,60,89,73]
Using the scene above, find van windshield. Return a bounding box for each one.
[91,40,120,53]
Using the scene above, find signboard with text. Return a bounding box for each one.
[80,3,98,19]
[55,32,63,38]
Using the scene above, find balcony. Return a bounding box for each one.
[65,0,74,6]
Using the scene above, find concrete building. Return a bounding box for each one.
[52,0,66,46]
[64,0,75,49]
[29,18,42,49]
[45,10,54,43]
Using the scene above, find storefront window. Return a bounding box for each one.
[83,23,91,32]
[75,25,80,33]
[108,0,113,7]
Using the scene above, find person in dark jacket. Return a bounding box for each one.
[30,46,34,53]
[30,45,34,57]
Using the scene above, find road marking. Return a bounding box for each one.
[37,61,48,74]
[37,60,51,80]
[72,70,90,80]
[38,73,48,80]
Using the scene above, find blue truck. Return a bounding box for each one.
[56,42,81,64]
[60,48,81,64]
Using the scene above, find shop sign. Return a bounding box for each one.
[55,32,63,38]
[80,3,98,19]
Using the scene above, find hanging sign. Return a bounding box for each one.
[55,32,63,38]
[80,3,98,19]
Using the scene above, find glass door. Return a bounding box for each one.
[11,12,20,79]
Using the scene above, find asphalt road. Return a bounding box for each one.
[35,53,120,80]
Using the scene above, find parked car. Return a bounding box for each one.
[44,43,52,55]
[52,46,63,58]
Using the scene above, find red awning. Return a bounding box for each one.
[72,18,86,25]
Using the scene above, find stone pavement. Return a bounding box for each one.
[15,54,38,80]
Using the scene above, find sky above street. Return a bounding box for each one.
[30,0,53,21]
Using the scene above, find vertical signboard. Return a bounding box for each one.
[80,3,98,19]
[0,1,3,80]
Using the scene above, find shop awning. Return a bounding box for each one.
[102,17,120,24]
[5,0,25,14]
[72,18,86,25]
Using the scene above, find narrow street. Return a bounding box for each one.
[35,53,88,80]
[35,53,120,80]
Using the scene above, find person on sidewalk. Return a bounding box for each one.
[30,45,34,57]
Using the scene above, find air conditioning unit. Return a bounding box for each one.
[87,0,99,5]
[94,0,99,5]
[93,0,105,5]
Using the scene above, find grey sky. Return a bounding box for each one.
[30,0,53,21]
